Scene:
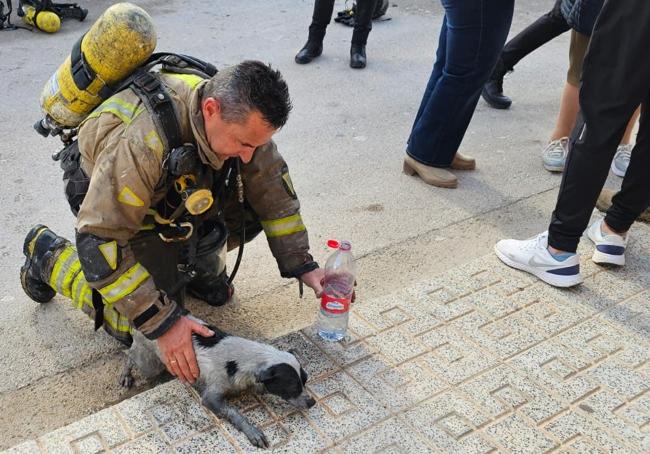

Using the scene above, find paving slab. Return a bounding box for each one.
[6,218,650,453]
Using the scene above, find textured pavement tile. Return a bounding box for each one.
[543,410,629,452]
[301,325,376,367]
[38,408,129,453]
[577,271,646,312]
[579,389,648,449]
[462,286,520,319]
[508,339,600,403]
[221,411,331,453]
[403,391,496,453]
[306,370,388,442]
[601,291,650,338]
[484,413,557,453]
[365,327,428,365]
[10,248,650,454]
[418,325,499,385]
[459,365,564,424]
[352,292,416,331]
[271,331,339,380]
[587,361,650,401]
[114,381,189,435]
[346,354,447,412]
[173,427,238,454]
[518,297,591,338]
[450,309,546,360]
[112,431,172,454]
[1,442,40,454]
[554,319,625,364]
[337,416,433,453]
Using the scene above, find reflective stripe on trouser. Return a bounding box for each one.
[47,245,132,344]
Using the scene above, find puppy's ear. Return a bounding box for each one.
[258,366,276,383]
[300,367,308,385]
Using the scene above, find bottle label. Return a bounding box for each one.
[321,294,350,314]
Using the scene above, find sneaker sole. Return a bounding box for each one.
[494,245,583,288]
[586,228,626,266]
[543,163,564,173]
[610,160,626,177]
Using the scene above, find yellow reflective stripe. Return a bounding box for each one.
[164,72,204,89]
[261,213,306,238]
[86,97,144,124]
[72,273,88,310]
[61,259,82,298]
[99,263,150,304]
[102,305,131,333]
[49,246,75,289]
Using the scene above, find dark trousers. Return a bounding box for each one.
[308,0,378,45]
[407,0,514,167]
[548,0,650,252]
[500,0,570,71]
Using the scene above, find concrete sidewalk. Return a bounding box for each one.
[7,217,650,453]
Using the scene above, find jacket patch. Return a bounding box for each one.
[118,186,145,207]
[98,241,118,270]
[281,171,297,199]
[144,130,164,157]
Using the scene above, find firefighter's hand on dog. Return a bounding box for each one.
[157,316,214,383]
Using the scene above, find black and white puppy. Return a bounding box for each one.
[121,315,316,448]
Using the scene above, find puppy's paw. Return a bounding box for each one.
[118,371,135,389]
[244,425,269,449]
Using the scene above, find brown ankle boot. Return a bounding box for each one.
[451,152,476,170]
[403,156,457,188]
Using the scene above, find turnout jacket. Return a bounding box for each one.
[75,72,314,339]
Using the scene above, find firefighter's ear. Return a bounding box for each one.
[202,97,221,120]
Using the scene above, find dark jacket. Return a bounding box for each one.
[561,0,605,35]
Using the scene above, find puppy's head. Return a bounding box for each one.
[258,352,316,410]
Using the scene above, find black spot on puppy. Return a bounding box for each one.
[226,360,238,377]
[193,324,230,348]
[259,363,303,400]
[300,367,308,385]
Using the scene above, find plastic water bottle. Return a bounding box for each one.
[317,240,356,341]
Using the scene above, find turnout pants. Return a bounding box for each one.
[548,0,650,252]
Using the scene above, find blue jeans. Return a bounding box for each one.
[407,0,514,167]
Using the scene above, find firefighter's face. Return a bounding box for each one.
[202,98,276,164]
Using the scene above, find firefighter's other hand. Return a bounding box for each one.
[157,316,214,384]
[300,268,325,297]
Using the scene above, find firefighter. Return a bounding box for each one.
[20,60,324,384]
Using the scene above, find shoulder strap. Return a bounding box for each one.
[129,70,182,151]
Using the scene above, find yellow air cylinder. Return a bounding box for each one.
[39,3,156,129]
[22,6,61,33]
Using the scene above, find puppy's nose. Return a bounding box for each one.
[306,396,316,408]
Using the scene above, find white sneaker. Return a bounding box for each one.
[495,231,583,287]
[586,218,627,266]
[542,138,569,172]
[610,144,632,177]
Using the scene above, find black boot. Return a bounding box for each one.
[20,225,67,303]
[481,59,512,109]
[295,40,323,64]
[187,270,234,307]
[350,44,366,69]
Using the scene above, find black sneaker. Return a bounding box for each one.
[20,225,64,303]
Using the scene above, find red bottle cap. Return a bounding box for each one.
[327,239,340,249]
